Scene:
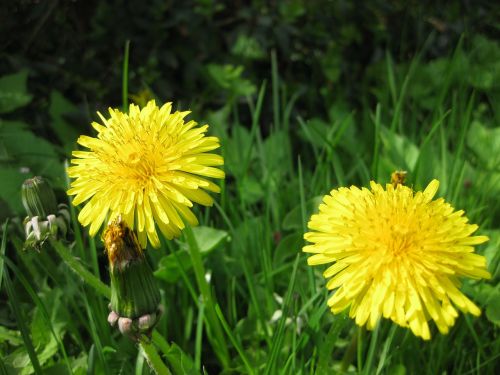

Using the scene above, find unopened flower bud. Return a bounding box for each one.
[22,176,58,219]
[21,176,70,250]
[104,217,162,338]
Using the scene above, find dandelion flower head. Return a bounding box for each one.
[68,100,224,248]
[303,179,490,340]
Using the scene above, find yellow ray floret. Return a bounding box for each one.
[303,179,490,340]
[67,100,224,248]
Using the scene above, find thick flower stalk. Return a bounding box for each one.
[303,179,491,340]
[67,100,224,248]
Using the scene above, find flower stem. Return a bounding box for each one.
[183,225,230,368]
[340,329,358,372]
[139,335,172,375]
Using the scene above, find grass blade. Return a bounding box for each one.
[122,39,130,112]
[2,264,42,373]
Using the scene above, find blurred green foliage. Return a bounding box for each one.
[1,1,500,374]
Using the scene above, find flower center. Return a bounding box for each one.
[387,224,414,256]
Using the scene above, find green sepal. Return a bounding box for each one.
[110,257,161,319]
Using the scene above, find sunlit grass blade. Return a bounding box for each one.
[264,253,300,375]
[362,323,380,375]
[183,225,230,368]
[375,324,397,374]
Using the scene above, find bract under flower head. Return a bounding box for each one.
[67,100,224,248]
[303,179,491,340]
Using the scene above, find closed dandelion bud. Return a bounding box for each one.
[104,217,162,338]
[22,176,58,219]
[21,176,70,250]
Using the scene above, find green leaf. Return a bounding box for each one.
[190,226,230,254]
[206,64,256,98]
[467,121,500,169]
[239,176,264,205]
[0,167,30,215]
[483,230,500,278]
[0,326,22,346]
[49,91,81,153]
[0,124,64,181]
[273,233,303,265]
[225,125,253,177]
[231,34,265,60]
[388,364,407,375]
[0,70,33,113]
[262,130,290,182]
[156,227,229,283]
[163,342,198,375]
[380,127,420,172]
[468,35,500,91]
[485,292,500,326]
[282,196,323,230]
[154,250,192,283]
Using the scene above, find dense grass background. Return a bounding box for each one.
[1,1,499,374]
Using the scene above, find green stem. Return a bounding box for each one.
[151,330,172,356]
[50,239,110,299]
[340,328,358,372]
[184,225,230,368]
[139,335,172,375]
[122,40,130,112]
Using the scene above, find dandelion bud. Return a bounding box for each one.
[22,176,58,219]
[104,217,162,338]
[21,176,70,250]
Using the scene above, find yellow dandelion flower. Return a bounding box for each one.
[303,179,491,340]
[67,100,224,248]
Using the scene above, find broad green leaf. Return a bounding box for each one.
[468,35,500,91]
[154,250,192,283]
[380,127,420,172]
[282,196,323,230]
[0,167,30,215]
[273,233,303,265]
[262,130,290,182]
[0,326,22,346]
[388,364,407,375]
[190,226,229,254]
[49,91,80,153]
[485,292,500,326]
[5,348,31,374]
[163,342,198,375]
[206,64,256,98]
[231,34,265,60]
[224,124,253,177]
[0,70,32,113]
[0,125,64,182]
[467,121,500,169]
[239,176,264,205]
[156,228,227,283]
